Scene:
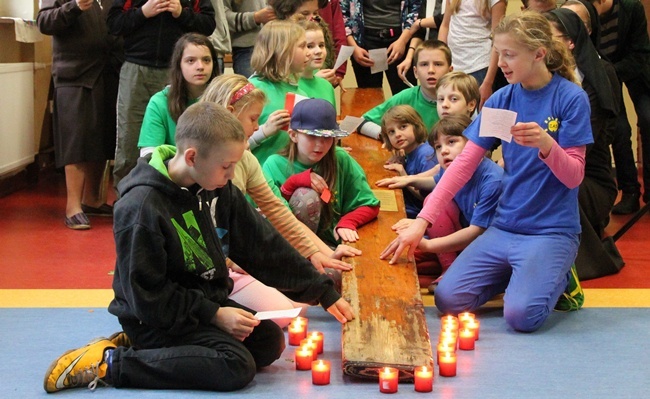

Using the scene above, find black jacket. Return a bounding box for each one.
[109,146,340,336]
[107,0,216,67]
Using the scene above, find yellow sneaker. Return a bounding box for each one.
[108,331,131,348]
[43,338,115,393]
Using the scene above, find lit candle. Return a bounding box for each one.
[441,315,460,331]
[458,312,475,327]
[413,365,433,392]
[440,324,458,335]
[439,331,458,347]
[311,360,331,385]
[300,339,319,360]
[437,341,456,364]
[458,328,475,351]
[378,367,399,393]
[307,331,324,354]
[438,352,457,377]
[294,316,309,331]
[295,347,313,371]
[288,322,307,346]
[465,319,480,341]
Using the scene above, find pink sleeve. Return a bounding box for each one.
[417,141,485,226]
[539,143,586,189]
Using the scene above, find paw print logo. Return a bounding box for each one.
[544,116,560,133]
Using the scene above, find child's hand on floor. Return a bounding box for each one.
[212,307,260,341]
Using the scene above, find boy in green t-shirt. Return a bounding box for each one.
[358,40,453,139]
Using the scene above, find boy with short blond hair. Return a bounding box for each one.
[43,102,353,393]
[358,40,453,139]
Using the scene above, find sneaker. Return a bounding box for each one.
[43,338,115,393]
[108,331,131,348]
[64,212,91,230]
[554,264,585,312]
[81,203,113,217]
[611,193,640,215]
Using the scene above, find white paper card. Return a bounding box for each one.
[368,48,388,74]
[333,45,355,70]
[254,308,302,320]
[479,107,518,143]
[338,115,365,133]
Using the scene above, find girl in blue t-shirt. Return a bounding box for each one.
[381,12,593,332]
[377,105,438,219]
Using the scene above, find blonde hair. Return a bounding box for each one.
[413,39,452,67]
[175,102,245,158]
[200,74,266,117]
[435,71,480,114]
[493,11,578,84]
[251,20,306,82]
[380,105,428,151]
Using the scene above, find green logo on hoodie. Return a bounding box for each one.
[171,210,215,279]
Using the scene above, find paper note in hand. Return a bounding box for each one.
[255,308,302,320]
[333,45,355,70]
[368,48,388,74]
[479,107,518,143]
[320,188,332,203]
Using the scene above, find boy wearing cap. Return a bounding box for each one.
[43,102,354,393]
[263,98,380,246]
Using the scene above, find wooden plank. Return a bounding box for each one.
[339,89,433,381]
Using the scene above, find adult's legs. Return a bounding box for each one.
[611,89,642,214]
[232,46,254,78]
[113,62,169,190]
[626,79,650,203]
[114,300,284,391]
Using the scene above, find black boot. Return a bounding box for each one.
[612,192,640,215]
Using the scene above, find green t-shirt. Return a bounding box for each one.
[262,147,380,246]
[363,86,440,132]
[298,74,336,106]
[248,77,309,167]
[138,87,198,148]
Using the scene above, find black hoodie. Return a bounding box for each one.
[108,146,340,336]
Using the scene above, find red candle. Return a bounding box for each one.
[294,316,309,330]
[311,360,331,385]
[300,339,319,360]
[437,341,456,364]
[439,352,457,377]
[307,331,324,354]
[458,328,475,351]
[379,367,399,393]
[465,319,480,341]
[441,315,459,324]
[441,315,460,331]
[413,365,433,392]
[439,331,458,347]
[288,322,306,346]
[295,347,313,370]
[458,312,475,327]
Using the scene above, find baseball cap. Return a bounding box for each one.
[290,98,350,138]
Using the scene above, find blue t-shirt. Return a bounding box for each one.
[465,74,593,234]
[404,142,437,218]
[435,157,503,228]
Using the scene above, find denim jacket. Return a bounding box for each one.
[340,0,421,46]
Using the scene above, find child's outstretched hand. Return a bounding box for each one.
[263,109,291,136]
[383,163,406,176]
[335,227,359,243]
[391,218,414,232]
[376,175,411,189]
[327,298,355,323]
[309,252,353,272]
[212,307,260,341]
[332,244,362,259]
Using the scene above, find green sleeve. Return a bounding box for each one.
[138,89,176,148]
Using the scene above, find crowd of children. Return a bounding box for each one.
[37,0,646,394]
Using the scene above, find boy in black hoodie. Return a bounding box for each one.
[43,102,354,393]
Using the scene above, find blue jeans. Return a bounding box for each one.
[232,46,254,78]
[469,67,488,88]
[435,227,579,332]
